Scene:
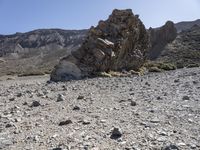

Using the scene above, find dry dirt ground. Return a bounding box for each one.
[0,68,200,150]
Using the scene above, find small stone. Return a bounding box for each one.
[177,142,186,146]
[100,119,106,123]
[182,96,190,100]
[174,79,180,83]
[110,127,122,139]
[190,144,196,149]
[150,118,160,123]
[31,101,41,107]
[188,118,194,123]
[162,144,179,150]
[77,95,84,100]
[82,119,90,125]
[14,118,22,122]
[145,82,150,86]
[33,135,39,141]
[157,137,167,142]
[192,81,198,84]
[52,148,62,150]
[158,131,168,136]
[9,98,15,101]
[130,101,137,106]
[73,106,80,111]
[16,93,22,97]
[58,120,72,126]
[57,94,64,102]
[23,102,28,105]
[5,123,13,128]
[157,96,162,100]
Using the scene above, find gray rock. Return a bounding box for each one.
[182,96,190,100]
[57,94,65,102]
[58,120,72,126]
[162,144,179,150]
[31,101,41,107]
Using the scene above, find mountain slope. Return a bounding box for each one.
[0,29,88,76]
[175,19,200,32]
[157,25,200,67]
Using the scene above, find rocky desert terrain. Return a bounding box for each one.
[0,67,200,150]
[0,8,200,150]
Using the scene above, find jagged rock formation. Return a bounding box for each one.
[148,21,177,60]
[51,9,149,81]
[157,24,200,67]
[0,29,87,76]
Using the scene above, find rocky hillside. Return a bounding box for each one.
[0,29,88,76]
[156,24,200,67]
[175,19,200,32]
[51,9,149,81]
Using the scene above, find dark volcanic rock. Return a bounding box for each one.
[149,21,177,59]
[51,9,150,81]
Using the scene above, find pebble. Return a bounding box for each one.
[130,101,137,106]
[82,119,91,125]
[110,127,122,139]
[9,98,15,101]
[57,94,65,102]
[58,120,72,126]
[162,144,179,150]
[31,101,41,107]
[182,96,190,100]
[73,106,80,110]
[150,118,160,123]
[77,95,84,100]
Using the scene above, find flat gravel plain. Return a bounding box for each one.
[0,68,200,150]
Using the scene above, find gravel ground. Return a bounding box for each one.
[0,68,200,150]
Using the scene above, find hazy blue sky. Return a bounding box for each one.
[0,0,200,35]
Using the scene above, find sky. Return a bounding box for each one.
[0,0,200,35]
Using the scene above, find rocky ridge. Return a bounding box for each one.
[0,29,87,76]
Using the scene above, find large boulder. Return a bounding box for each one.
[51,9,150,81]
[148,21,177,60]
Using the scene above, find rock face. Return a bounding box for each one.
[157,24,200,67]
[148,21,177,60]
[51,9,149,81]
[0,29,87,57]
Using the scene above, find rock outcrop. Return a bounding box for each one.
[51,9,149,81]
[148,21,177,60]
